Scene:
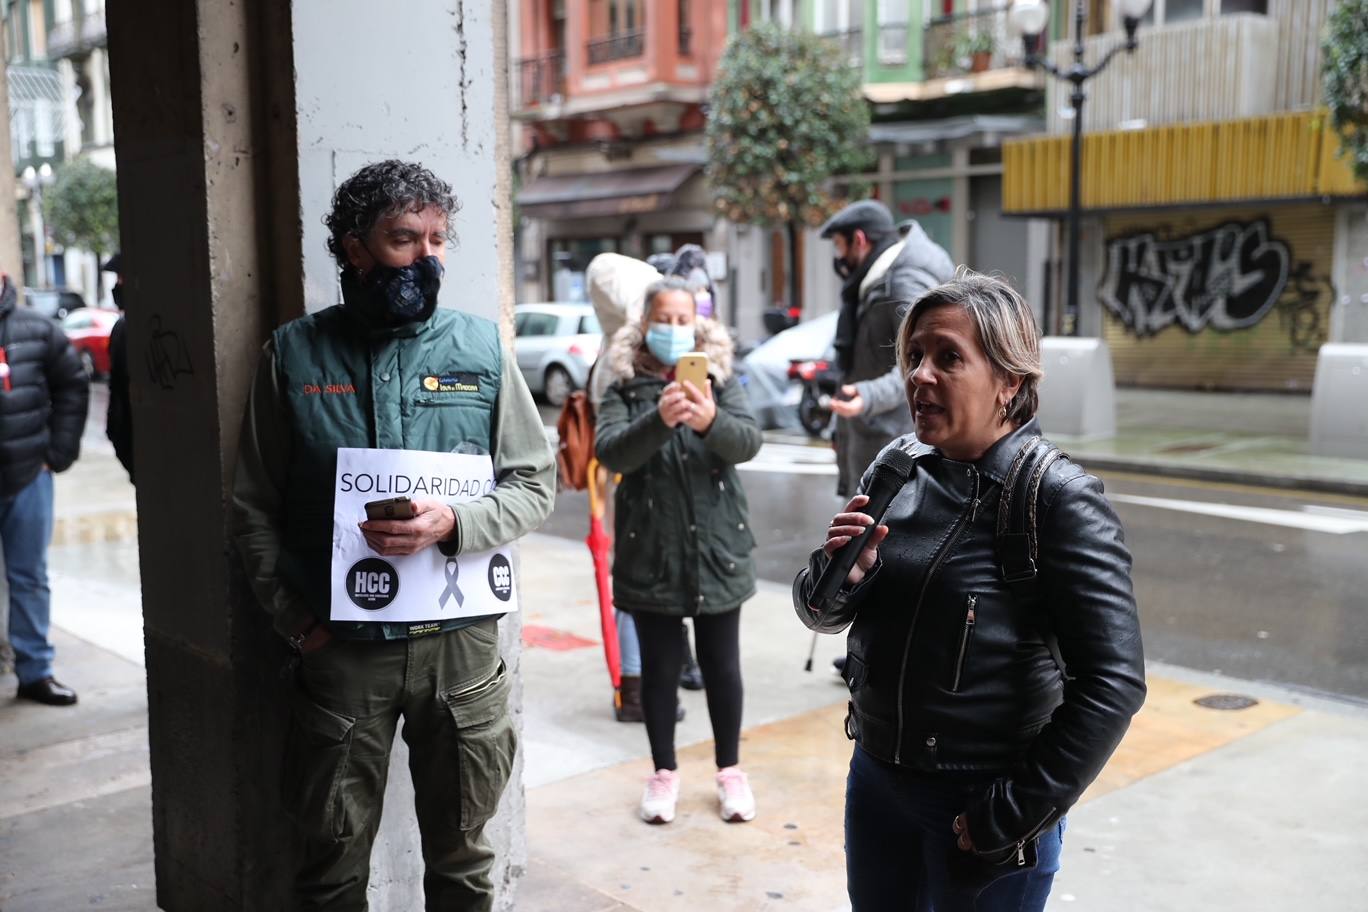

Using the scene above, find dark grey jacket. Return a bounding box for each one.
[845,222,954,440]
[0,281,89,499]
[836,224,954,496]
[795,420,1145,867]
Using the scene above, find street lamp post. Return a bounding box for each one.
[21,163,55,288]
[1009,0,1149,336]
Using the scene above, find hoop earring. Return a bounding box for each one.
[999,405,1008,420]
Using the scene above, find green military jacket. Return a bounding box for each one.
[232,294,555,641]
[595,319,762,616]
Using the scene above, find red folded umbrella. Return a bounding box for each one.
[587,460,621,690]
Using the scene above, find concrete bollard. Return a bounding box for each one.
[1036,337,1117,439]
[1310,344,1368,459]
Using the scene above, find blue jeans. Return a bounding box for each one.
[845,745,1064,912]
[617,609,641,676]
[1,471,56,686]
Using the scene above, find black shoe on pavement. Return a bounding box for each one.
[679,624,705,691]
[679,662,705,691]
[614,675,687,723]
[17,677,78,706]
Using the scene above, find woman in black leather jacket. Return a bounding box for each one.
[793,271,1145,911]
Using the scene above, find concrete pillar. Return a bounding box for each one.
[58,58,80,155]
[93,48,114,148]
[1024,218,1051,330]
[950,145,970,267]
[106,1,522,909]
[1074,215,1107,340]
[0,48,25,291]
[877,148,894,204]
[1331,205,1368,345]
[0,48,21,674]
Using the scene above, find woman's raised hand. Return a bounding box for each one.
[658,382,692,428]
[659,380,716,432]
[823,494,889,587]
[679,379,716,433]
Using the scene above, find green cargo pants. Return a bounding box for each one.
[282,617,516,911]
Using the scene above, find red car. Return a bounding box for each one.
[60,308,121,379]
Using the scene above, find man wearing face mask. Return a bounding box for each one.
[231,160,555,910]
[820,200,955,497]
[103,254,133,483]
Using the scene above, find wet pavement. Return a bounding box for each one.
[543,457,1368,704]
[3,386,1368,909]
[539,385,1368,701]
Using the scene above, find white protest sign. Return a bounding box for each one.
[330,448,517,623]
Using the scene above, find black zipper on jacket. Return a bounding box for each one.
[975,806,1058,866]
[657,382,703,616]
[894,466,979,764]
[950,594,977,693]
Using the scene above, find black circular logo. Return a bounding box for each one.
[487,554,513,602]
[346,558,400,610]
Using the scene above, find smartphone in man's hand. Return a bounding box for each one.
[364,496,416,521]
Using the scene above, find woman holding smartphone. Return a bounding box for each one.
[595,276,763,825]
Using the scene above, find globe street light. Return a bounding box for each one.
[1010,0,1148,335]
[21,162,55,288]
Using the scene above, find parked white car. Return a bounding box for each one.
[739,311,839,430]
[514,302,601,406]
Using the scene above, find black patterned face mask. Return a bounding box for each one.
[360,255,444,324]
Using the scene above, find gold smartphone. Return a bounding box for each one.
[675,352,710,392]
[364,496,416,521]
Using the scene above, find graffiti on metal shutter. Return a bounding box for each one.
[1099,219,1290,337]
[1099,206,1337,392]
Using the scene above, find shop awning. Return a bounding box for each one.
[1003,110,1366,216]
[517,164,700,219]
[868,115,1044,147]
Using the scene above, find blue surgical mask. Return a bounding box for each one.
[645,322,695,366]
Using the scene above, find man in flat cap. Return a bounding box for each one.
[820,200,954,496]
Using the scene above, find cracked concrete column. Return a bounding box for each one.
[0,44,19,675]
[0,46,23,291]
[106,1,521,908]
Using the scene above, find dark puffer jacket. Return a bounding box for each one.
[0,280,88,499]
[595,318,762,616]
[795,419,1145,866]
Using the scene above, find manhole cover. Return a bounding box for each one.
[1193,693,1259,711]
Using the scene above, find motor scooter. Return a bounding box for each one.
[786,357,842,437]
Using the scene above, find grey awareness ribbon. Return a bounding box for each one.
[439,558,465,609]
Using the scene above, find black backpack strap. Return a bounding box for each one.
[997,438,1072,679]
[996,436,1043,585]
[1026,446,1067,565]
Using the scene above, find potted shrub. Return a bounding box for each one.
[962,30,996,73]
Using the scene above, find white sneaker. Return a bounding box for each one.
[716,766,756,823]
[640,769,680,824]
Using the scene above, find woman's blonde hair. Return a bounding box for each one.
[896,268,1043,425]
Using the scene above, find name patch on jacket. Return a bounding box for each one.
[303,383,357,395]
[422,373,479,394]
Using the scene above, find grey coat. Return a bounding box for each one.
[837,223,954,495]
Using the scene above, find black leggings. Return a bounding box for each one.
[632,609,743,771]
